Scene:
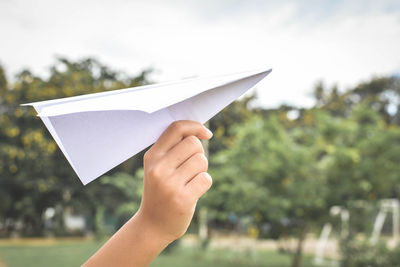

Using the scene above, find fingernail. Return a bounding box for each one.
[204,127,213,137]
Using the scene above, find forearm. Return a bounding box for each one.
[82,212,171,267]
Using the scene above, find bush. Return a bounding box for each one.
[340,238,400,267]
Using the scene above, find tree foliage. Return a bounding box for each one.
[205,81,400,266]
[1,57,400,267]
[0,58,151,236]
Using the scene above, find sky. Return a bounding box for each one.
[0,0,399,108]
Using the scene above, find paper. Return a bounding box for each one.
[23,69,272,185]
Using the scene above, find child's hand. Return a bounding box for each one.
[82,120,213,267]
[136,120,213,243]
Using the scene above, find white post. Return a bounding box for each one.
[314,223,332,265]
[341,210,350,239]
[370,199,400,245]
[391,199,399,245]
[371,210,387,245]
[314,206,348,266]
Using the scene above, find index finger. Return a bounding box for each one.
[150,120,212,155]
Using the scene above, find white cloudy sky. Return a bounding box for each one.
[0,0,399,108]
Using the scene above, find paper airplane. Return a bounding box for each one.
[23,69,272,185]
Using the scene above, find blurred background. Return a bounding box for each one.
[1,0,400,266]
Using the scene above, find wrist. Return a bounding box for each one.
[129,210,175,248]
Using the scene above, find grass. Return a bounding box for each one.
[0,238,315,267]
[153,247,315,267]
[0,239,102,267]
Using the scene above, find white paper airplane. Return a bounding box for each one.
[23,68,272,185]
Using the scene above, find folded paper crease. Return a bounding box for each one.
[23,68,272,185]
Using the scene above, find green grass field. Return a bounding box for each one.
[0,239,315,267]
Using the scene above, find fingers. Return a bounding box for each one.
[143,120,213,202]
[173,153,208,184]
[185,172,213,200]
[150,120,212,156]
[149,136,204,178]
[160,136,204,171]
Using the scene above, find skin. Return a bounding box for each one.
[82,120,213,267]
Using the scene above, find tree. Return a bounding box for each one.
[205,99,400,267]
[315,76,400,124]
[206,114,328,267]
[0,58,151,236]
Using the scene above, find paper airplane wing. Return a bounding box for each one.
[23,69,272,185]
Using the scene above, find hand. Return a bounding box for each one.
[82,120,213,267]
[136,120,213,243]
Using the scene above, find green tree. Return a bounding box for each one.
[206,101,400,267]
[0,58,151,236]
[314,76,400,124]
[207,114,328,267]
